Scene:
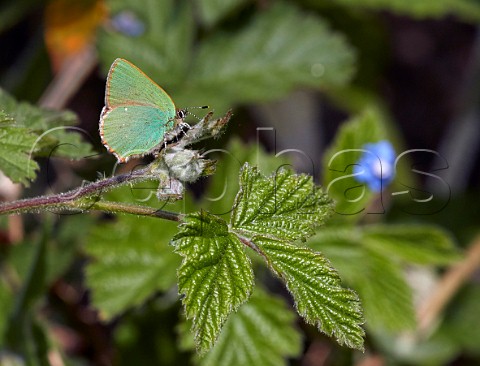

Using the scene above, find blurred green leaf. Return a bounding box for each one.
[98,2,355,113]
[3,231,47,351]
[1,217,88,347]
[0,217,89,344]
[172,211,254,353]
[440,285,480,355]
[98,0,194,90]
[370,327,458,365]
[182,287,302,366]
[323,108,387,219]
[85,214,181,320]
[194,0,250,27]
[47,215,93,281]
[310,227,414,332]
[0,88,93,161]
[320,0,480,21]
[114,301,189,365]
[183,2,355,110]
[309,223,459,331]
[85,182,196,320]
[356,248,416,331]
[0,282,13,345]
[316,235,415,331]
[363,225,461,265]
[0,111,39,185]
[0,0,39,33]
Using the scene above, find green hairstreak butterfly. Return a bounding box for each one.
[99,58,191,163]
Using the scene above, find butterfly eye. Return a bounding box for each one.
[177,110,187,119]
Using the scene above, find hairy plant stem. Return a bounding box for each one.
[0,166,181,222]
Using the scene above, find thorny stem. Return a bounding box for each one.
[0,166,180,221]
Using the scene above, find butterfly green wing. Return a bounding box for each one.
[100,105,175,162]
[100,58,177,162]
[105,58,176,110]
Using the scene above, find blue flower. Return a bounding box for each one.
[111,11,145,37]
[353,140,396,192]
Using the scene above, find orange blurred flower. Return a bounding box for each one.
[44,0,107,71]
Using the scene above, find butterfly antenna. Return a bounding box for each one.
[186,105,209,120]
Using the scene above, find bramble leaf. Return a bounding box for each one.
[195,0,249,27]
[363,225,461,265]
[0,111,39,185]
[98,2,355,112]
[255,237,365,350]
[181,288,302,366]
[440,285,480,355]
[0,88,93,160]
[229,164,364,350]
[184,2,355,110]
[201,138,290,217]
[98,0,193,90]
[172,211,254,353]
[231,164,333,241]
[85,215,181,319]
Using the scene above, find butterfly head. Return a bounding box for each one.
[176,109,188,120]
[175,106,209,125]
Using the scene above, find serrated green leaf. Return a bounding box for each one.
[183,287,302,366]
[231,163,333,241]
[201,138,291,217]
[172,211,254,352]
[255,237,365,350]
[321,0,480,21]
[0,88,93,160]
[98,0,193,90]
[323,108,387,218]
[228,163,362,349]
[85,215,181,319]
[182,2,355,110]
[0,111,39,185]
[195,0,249,27]
[363,225,460,265]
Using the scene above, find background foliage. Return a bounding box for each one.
[1,0,480,365]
